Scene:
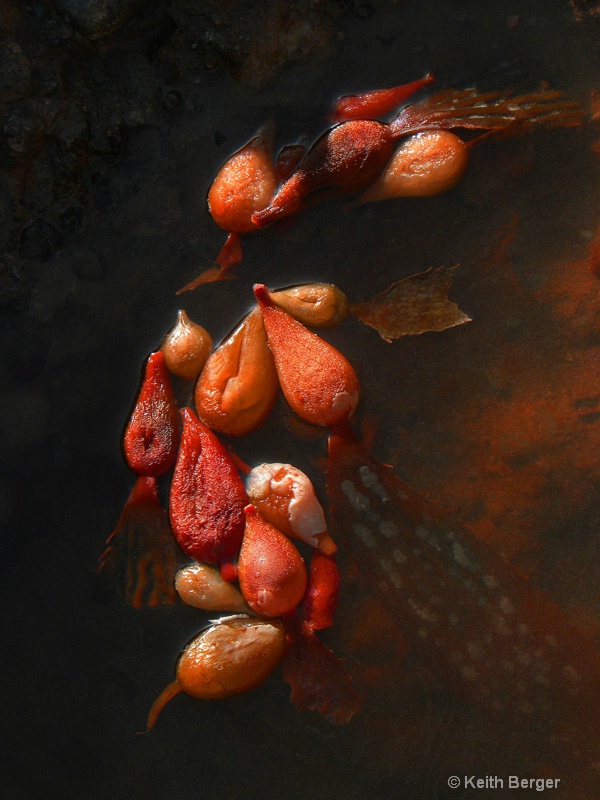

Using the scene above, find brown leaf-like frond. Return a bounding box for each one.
[350,265,471,342]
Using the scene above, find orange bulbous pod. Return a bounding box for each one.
[357,130,469,204]
[238,504,308,618]
[146,617,286,729]
[169,408,247,575]
[123,351,179,477]
[254,284,360,428]
[195,308,278,437]
[161,310,213,380]
[208,125,278,234]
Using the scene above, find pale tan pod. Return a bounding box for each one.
[175,563,252,613]
[195,308,278,437]
[246,463,337,554]
[268,283,349,328]
[161,310,213,379]
[177,617,286,700]
[207,127,278,234]
[357,130,469,204]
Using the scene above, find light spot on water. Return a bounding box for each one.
[352,522,377,549]
[452,541,478,571]
[499,596,515,614]
[448,612,460,626]
[358,466,390,502]
[379,519,398,538]
[341,480,370,512]
[483,574,498,589]
[415,526,430,540]
[392,548,407,564]
[417,627,428,639]
[380,558,402,588]
[407,597,439,624]
[545,635,557,648]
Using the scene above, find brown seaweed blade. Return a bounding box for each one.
[281,618,361,725]
[99,476,180,607]
[350,265,471,342]
[390,87,584,138]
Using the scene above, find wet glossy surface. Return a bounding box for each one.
[3,2,600,798]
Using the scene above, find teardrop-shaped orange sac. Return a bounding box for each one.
[169,408,247,570]
[195,308,278,437]
[123,351,179,477]
[207,126,277,234]
[238,504,308,617]
[254,284,360,428]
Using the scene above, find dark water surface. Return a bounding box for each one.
[2,1,600,798]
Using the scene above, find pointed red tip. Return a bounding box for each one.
[180,406,197,425]
[244,503,259,518]
[253,284,271,308]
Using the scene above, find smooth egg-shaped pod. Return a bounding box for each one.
[357,130,469,204]
[169,408,248,572]
[246,463,336,555]
[268,284,349,329]
[207,126,278,234]
[254,284,360,428]
[194,308,278,437]
[161,310,213,380]
[238,504,308,618]
[146,617,287,728]
[123,351,180,477]
[175,563,252,614]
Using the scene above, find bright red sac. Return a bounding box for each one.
[251,120,395,228]
[169,408,247,577]
[327,424,600,795]
[254,284,360,428]
[99,476,180,607]
[302,552,340,631]
[237,504,308,618]
[330,73,436,122]
[123,351,180,477]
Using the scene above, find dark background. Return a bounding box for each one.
[1,1,599,798]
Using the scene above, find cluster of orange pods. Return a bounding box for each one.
[103,281,361,727]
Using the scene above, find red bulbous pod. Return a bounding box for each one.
[169,408,247,577]
[251,120,395,228]
[330,73,435,122]
[302,552,340,631]
[123,351,180,477]
[254,284,360,428]
[238,504,308,618]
